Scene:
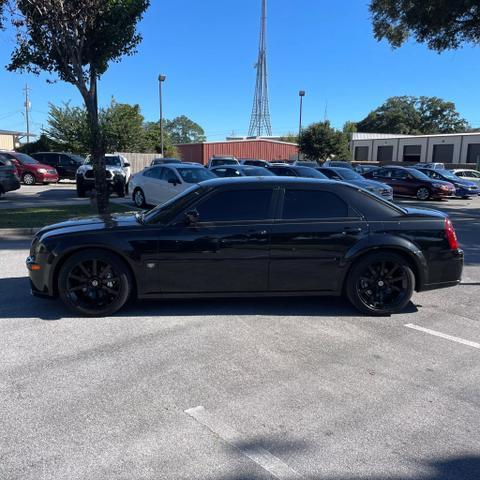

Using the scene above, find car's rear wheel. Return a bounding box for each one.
[133,188,146,208]
[22,172,36,185]
[416,187,431,201]
[58,249,132,317]
[346,252,415,316]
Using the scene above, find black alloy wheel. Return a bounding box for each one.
[347,252,415,316]
[58,250,132,316]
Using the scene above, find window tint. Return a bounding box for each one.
[282,190,349,220]
[195,189,272,222]
[373,168,390,178]
[391,169,408,180]
[59,155,73,166]
[144,167,163,179]
[177,167,216,183]
[270,167,296,177]
[161,168,181,183]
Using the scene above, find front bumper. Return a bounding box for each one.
[37,172,59,183]
[26,255,55,298]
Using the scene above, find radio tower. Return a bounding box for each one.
[248,0,272,137]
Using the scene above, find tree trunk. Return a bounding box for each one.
[84,77,109,214]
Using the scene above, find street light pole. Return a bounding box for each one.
[158,74,166,157]
[298,90,305,162]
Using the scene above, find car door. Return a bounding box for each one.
[158,167,187,203]
[269,186,368,292]
[389,168,413,196]
[141,167,164,205]
[155,186,275,293]
[59,154,78,179]
[42,153,59,172]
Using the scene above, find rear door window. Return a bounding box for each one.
[194,189,273,223]
[281,189,351,220]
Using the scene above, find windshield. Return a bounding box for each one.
[177,168,216,184]
[407,168,431,180]
[334,168,363,180]
[70,154,86,163]
[14,153,39,165]
[85,156,122,166]
[143,185,202,224]
[242,167,274,176]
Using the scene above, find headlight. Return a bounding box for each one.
[37,168,47,174]
[433,183,450,190]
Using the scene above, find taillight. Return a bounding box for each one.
[445,218,459,250]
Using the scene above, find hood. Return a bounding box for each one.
[449,178,478,187]
[37,213,139,239]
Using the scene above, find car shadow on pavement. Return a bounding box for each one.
[212,454,480,480]
[0,276,419,320]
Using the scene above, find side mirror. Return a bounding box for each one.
[124,162,131,168]
[184,209,199,225]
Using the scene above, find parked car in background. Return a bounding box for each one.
[31,152,85,180]
[151,158,182,166]
[355,164,379,175]
[0,154,21,197]
[452,169,480,186]
[293,160,319,168]
[27,177,463,317]
[415,168,480,198]
[212,165,275,177]
[317,167,393,201]
[0,151,59,185]
[322,160,355,170]
[364,166,455,200]
[267,164,328,179]
[240,159,270,167]
[129,163,216,208]
[413,162,445,170]
[207,156,240,169]
[76,154,131,198]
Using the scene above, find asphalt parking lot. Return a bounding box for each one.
[0,196,479,479]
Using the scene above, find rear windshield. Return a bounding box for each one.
[211,159,238,167]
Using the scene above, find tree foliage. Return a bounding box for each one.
[2,0,149,213]
[299,121,350,161]
[356,96,469,135]
[164,115,206,144]
[370,0,480,51]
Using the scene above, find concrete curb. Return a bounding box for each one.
[0,227,39,239]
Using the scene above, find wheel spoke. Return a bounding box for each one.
[78,262,90,278]
[92,259,98,276]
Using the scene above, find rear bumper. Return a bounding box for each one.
[418,249,464,292]
[1,177,21,193]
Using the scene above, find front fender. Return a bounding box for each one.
[342,233,428,291]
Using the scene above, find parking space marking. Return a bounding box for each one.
[185,406,304,480]
[405,324,480,350]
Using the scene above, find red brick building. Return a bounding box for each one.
[176,139,298,165]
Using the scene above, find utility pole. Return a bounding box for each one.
[298,90,305,162]
[158,74,166,157]
[23,84,31,143]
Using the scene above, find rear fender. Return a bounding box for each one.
[342,233,428,291]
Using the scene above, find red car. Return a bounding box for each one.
[1,151,59,185]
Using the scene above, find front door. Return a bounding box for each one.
[269,187,368,292]
[156,187,275,293]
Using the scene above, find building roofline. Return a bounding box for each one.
[354,131,480,140]
[175,138,298,147]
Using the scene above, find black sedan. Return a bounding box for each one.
[27,178,463,317]
[267,164,328,179]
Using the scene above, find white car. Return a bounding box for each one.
[452,169,480,186]
[129,164,216,208]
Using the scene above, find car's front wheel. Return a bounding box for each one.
[22,172,36,185]
[346,252,415,316]
[416,187,431,201]
[58,249,132,317]
[133,188,146,208]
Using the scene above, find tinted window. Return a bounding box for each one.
[195,189,272,222]
[282,190,349,220]
[391,169,408,180]
[373,168,390,178]
[242,167,274,176]
[161,168,181,183]
[177,168,216,183]
[294,167,326,178]
[13,153,38,165]
[269,167,296,177]
[105,156,122,167]
[144,167,163,179]
[319,169,341,180]
[213,168,240,177]
[59,155,74,166]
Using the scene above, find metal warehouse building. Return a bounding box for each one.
[351,132,480,166]
[176,138,299,165]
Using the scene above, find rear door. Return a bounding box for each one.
[59,154,78,179]
[269,186,368,293]
[155,187,275,293]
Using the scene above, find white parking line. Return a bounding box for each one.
[185,406,304,480]
[405,324,480,350]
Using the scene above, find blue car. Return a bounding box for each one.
[416,168,480,198]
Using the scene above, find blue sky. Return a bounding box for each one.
[1,0,480,141]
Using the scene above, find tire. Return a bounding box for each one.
[346,252,415,316]
[416,187,431,201]
[22,172,36,185]
[133,188,146,208]
[58,249,133,317]
[76,179,86,198]
[115,183,126,198]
